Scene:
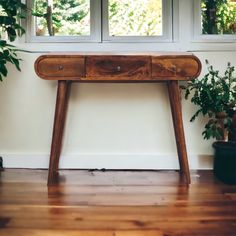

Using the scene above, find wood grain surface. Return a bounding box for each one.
[34,53,202,185]
[48,81,71,185]
[35,55,85,80]
[167,81,190,184]
[85,56,151,81]
[151,56,201,78]
[34,53,201,81]
[0,169,236,236]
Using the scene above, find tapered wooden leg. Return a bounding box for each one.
[167,81,191,184]
[48,81,71,185]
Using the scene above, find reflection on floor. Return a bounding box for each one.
[0,169,236,236]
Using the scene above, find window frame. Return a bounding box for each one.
[26,0,174,43]
[193,0,236,42]
[102,0,173,43]
[26,0,102,43]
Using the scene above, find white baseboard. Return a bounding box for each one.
[1,153,213,170]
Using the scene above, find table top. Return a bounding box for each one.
[38,51,195,56]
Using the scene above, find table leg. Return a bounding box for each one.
[167,81,191,184]
[48,81,71,185]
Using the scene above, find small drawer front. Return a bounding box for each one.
[86,56,151,80]
[35,56,85,80]
[152,57,201,78]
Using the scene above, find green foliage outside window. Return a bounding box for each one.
[108,0,162,36]
[32,0,90,36]
[202,0,236,34]
[33,0,163,37]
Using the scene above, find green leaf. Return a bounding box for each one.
[0,63,8,77]
[11,57,21,71]
[184,60,236,140]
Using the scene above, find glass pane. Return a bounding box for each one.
[108,0,163,36]
[33,0,90,36]
[201,0,236,34]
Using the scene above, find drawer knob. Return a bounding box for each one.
[116,66,121,72]
[58,65,64,70]
[171,65,177,72]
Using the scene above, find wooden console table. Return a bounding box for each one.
[35,52,201,185]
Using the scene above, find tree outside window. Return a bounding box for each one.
[201,0,236,34]
[32,0,90,36]
[108,0,162,37]
[32,0,164,38]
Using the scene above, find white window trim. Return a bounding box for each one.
[193,0,236,43]
[26,0,174,43]
[102,0,173,43]
[26,0,102,43]
[172,0,179,42]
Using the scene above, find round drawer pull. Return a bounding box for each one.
[171,65,177,72]
[116,66,121,72]
[58,65,64,70]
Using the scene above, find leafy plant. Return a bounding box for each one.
[0,0,27,81]
[183,61,236,140]
[0,41,21,81]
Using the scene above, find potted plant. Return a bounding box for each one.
[182,60,236,184]
[0,0,27,81]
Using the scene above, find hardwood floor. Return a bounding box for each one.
[0,169,236,236]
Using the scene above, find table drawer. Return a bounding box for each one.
[152,56,201,78]
[86,56,151,80]
[35,56,85,80]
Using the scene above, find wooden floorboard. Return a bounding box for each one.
[0,169,236,236]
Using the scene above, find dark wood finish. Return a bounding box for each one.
[152,56,201,79]
[35,53,201,82]
[35,55,85,80]
[0,229,163,236]
[48,81,71,185]
[1,169,236,236]
[34,52,202,185]
[85,56,151,81]
[167,81,190,184]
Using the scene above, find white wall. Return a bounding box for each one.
[0,0,236,169]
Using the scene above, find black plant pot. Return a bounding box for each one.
[213,141,236,184]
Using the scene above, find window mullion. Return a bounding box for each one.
[90,0,102,42]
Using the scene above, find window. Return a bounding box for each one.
[201,0,236,35]
[194,0,236,41]
[27,0,101,42]
[102,0,172,42]
[34,0,90,36]
[27,0,173,42]
[108,0,163,36]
